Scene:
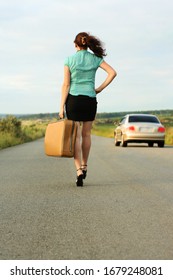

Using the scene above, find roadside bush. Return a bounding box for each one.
[22,123,46,141]
[0,116,47,149]
[0,115,22,137]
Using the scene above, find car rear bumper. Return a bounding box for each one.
[124,133,165,142]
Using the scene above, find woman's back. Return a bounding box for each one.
[65,50,103,97]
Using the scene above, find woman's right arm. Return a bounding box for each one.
[95,61,117,94]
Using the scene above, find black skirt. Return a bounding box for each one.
[65,94,97,121]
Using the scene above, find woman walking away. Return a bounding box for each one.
[59,32,117,187]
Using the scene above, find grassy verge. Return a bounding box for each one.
[21,120,47,141]
[92,123,115,138]
[0,133,23,149]
[165,127,173,145]
[0,117,47,150]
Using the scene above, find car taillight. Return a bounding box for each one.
[128,126,135,131]
[158,127,165,133]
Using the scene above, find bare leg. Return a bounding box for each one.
[81,121,93,168]
[74,122,83,176]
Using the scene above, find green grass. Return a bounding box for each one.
[92,123,115,138]
[0,133,23,149]
[165,127,173,145]
[0,119,47,150]
[22,121,47,141]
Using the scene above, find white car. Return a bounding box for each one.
[114,114,165,147]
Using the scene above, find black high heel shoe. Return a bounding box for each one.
[81,165,87,179]
[76,168,83,187]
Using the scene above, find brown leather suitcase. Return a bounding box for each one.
[44,119,77,157]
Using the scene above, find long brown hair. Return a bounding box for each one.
[74,32,106,58]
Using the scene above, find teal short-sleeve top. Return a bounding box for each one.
[64,50,104,98]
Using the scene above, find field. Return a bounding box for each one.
[0,112,173,149]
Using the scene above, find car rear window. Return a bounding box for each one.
[129,115,159,123]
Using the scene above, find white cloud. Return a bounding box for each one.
[0,74,31,91]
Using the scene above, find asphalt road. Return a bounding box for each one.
[0,136,173,260]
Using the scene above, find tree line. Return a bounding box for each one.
[1,109,172,121]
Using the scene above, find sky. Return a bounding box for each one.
[0,0,173,114]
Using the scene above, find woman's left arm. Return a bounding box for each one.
[95,61,117,94]
[59,66,71,119]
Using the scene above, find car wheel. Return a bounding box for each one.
[114,135,120,146]
[148,142,154,147]
[121,135,127,147]
[158,141,164,148]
